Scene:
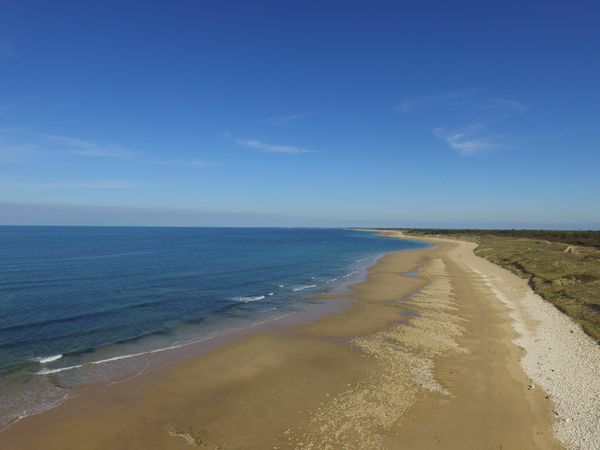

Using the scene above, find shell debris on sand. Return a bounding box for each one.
[288,258,465,449]
[167,425,217,448]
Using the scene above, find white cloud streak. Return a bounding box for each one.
[39,133,137,159]
[234,138,312,154]
[397,88,482,112]
[0,131,217,168]
[486,98,529,114]
[262,113,311,126]
[399,89,528,156]
[144,158,218,168]
[397,88,528,115]
[434,125,493,156]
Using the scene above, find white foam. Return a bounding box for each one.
[35,312,296,376]
[33,354,63,364]
[37,363,83,375]
[231,295,265,303]
[267,292,274,296]
[37,342,207,375]
[292,284,317,292]
[37,350,158,375]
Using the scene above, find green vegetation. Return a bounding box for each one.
[407,229,600,249]
[403,229,600,342]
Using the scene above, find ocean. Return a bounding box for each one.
[0,226,426,429]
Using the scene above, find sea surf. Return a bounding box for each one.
[0,226,427,430]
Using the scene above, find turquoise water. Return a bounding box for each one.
[0,226,426,429]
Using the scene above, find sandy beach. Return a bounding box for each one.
[1,232,598,449]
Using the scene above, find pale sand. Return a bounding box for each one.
[0,235,567,449]
[408,232,600,450]
[385,230,600,450]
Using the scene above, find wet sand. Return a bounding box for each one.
[0,234,561,449]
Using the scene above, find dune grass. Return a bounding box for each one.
[403,229,600,342]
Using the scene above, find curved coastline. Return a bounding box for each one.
[0,235,577,449]
[0,241,422,434]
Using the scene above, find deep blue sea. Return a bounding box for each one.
[0,226,426,429]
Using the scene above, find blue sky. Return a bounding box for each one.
[1,1,599,227]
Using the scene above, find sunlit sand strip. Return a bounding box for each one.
[287,258,465,449]
[469,261,600,450]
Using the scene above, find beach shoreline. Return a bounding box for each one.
[0,229,422,434]
[2,231,595,449]
[0,251,379,433]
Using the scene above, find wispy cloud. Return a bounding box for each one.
[398,88,529,156]
[262,113,311,126]
[486,98,529,114]
[433,125,494,156]
[0,130,217,168]
[397,88,482,113]
[397,88,528,115]
[0,179,142,190]
[39,133,136,159]
[234,137,312,154]
[144,158,218,168]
